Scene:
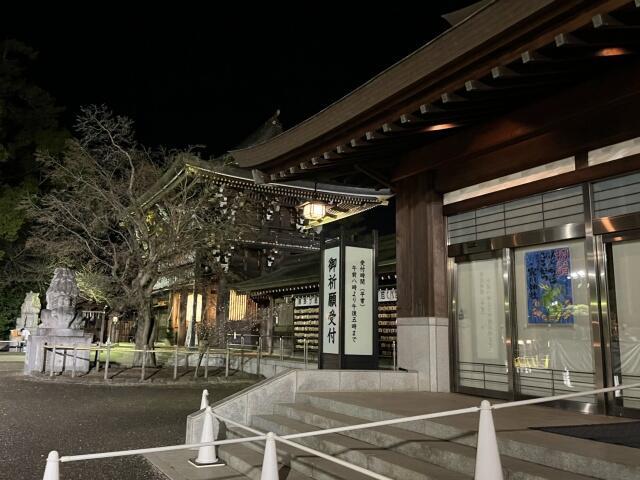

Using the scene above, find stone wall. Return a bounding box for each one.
[186,368,420,443]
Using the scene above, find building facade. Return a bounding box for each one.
[230,0,640,416]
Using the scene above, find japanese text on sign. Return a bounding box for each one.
[345,246,373,355]
[322,247,340,354]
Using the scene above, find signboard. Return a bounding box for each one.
[345,246,373,355]
[378,288,397,303]
[322,246,340,354]
[319,231,379,370]
[294,294,320,307]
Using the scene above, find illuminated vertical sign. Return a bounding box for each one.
[345,246,373,355]
[322,246,340,354]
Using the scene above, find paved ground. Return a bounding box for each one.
[0,355,257,479]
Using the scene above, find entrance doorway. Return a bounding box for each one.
[453,252,510,397]
[602,233,640,417]
[452,239,598,409]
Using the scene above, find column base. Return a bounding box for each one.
[397,317,450,392]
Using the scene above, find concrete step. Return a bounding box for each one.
[295,393,639,480]
[217,442,312,480]
[225,426,374,480]
[252,414,471,480]
[273,402,599,480]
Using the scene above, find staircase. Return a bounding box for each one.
[216,391,640,480]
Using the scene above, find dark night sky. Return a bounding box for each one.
[3,2,478,157]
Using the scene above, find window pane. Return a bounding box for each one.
[611,240,640,409]
[456,257,508,392]
[514,240,595,401]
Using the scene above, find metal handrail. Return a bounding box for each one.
[59,435,267,462]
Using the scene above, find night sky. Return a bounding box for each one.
[3,2,478,157]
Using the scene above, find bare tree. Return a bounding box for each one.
[27,105,254,361]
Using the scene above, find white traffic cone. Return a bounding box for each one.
[189,406,225,468]
[200,389,209,410]
[42,451,60,480]
[474,400,504,480]
[260,432,279,480]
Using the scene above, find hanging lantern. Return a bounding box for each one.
[299,200,326,221]
[298,181,326,221]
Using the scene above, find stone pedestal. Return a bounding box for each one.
[25,328,93,374]
[397,317,450,392]
[23,267,92,375]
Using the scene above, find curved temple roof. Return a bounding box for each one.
[229,0,640,186]
[140,154,393,230]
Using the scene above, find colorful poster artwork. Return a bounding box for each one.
[525,247,574,324]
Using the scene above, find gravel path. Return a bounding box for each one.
[0,360,254,479]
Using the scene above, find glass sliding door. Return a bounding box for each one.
[513,240,596,402]
[606,238,640,413]
[454,253,510,396]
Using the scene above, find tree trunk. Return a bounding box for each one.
[216,276,230,346]
[134,297,153,366]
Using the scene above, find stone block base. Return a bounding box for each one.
[397,317,450,392]
[24,328,93,375]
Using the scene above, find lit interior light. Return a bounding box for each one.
[422,123,458,132]
[596,47,631,57]
[299,200,327,221]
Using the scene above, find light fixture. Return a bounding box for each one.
[300,200,327,220]
[299,181,327,221]
[595,47,630,57]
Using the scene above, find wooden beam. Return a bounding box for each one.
[465,79,492,92]
[521,50,550,63]
[419,103,444,114]
[555,32,586,47]
[491,66,519,79]
[592,13,623,28]
[311,156,329,166]
[392,61,640,184]
[365,131,384,141]
[382,122,404,133]
[336,144,354,154]
[441,92,466,103]
[400,113,422,124]
[575,151,588,169]
[443,152,640,216]
[350,138,368,148]
[434,95,640,192]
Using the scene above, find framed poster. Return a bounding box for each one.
[525,247,574,324]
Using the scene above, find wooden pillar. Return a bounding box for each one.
[395,170,450,391]
[178,290,188,346]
